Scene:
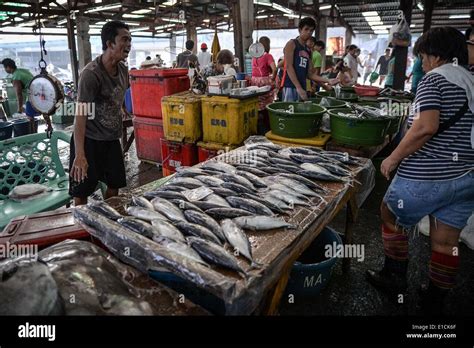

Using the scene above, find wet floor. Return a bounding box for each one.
[279,172,474,316]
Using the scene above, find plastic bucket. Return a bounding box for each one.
[328,107,390,146]
[0,121,13,140]
[285,227,343,296]
[266,102,326,138]
[12,118,38,137]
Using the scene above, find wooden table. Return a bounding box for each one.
[104,160,374,315]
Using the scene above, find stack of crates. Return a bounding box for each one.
[198,95,259,162]
[130,68,190,163]
[161,91,203,176]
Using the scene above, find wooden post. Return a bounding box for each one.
[423,0,435,33]
[392,0,413,91]
[76,16,92,71]
[66,0,79,87]
[186,24,198,54]
[232,0,244,73]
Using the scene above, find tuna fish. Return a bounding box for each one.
[233,215,296,231]
[195,175,225,187]
[203,193,231,207]
[184,210,226,243]
[88,201,122,221]
[240,193,288,214]
[151,197,186,222]
[174,220,223,245]
[217,173,256,191]
[169,199,204,213]
[126,206,167,222]
[220,219,255,265]
[131,196,154,211]
[210,187,239,198]
[226,196,274,216]
[187,237,245,274]
[221,182,254,195]
[235,171,267,188]
[150,218,186,243]
[201,161,236,173]
[235,165,268,177]
[165,177,204,189]
[205,207,255,220]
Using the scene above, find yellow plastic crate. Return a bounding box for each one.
[162,91,203,143]
[265,130,331,148]
[201,96,258,146]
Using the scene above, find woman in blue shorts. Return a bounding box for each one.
[366,27,474,315]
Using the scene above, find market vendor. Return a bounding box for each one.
[366,27,474,315]
[69,20,131,206]
[280,17,339,102]
[201,49,237,80]
[1,58,40,131]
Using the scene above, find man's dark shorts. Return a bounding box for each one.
[69,135,126,198]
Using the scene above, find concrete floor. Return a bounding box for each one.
[53,124,474,316]
[279,172,474,316]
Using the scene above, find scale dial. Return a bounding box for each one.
[249,42,265,58]
[28,74,63,115]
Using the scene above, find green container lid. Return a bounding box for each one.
[328,107,390,146]
[316,90,359,102]
[267,102,326,138]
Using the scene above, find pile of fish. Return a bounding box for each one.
[74,144,362,281]
[334,104,389,120]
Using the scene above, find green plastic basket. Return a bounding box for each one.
[328,107,390,146]
[267,102,326,138]
[309,97,348,110]
[316,90,359,102]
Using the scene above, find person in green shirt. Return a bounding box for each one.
[306,38,325,93]
[406,56,425,94]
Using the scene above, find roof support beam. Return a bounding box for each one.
[423,0,435,33]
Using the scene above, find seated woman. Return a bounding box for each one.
[201,49,237,80]
[367,27,474,315]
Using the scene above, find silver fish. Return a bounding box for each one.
[144,190,186,201]
[233,215,296,231]
[240,193,287,214]
[226,196,274,216]
[151,197,186,222]
[221,182,254,195]
[169,199,204,213]
[204,193,231,207]
[235,171,267,188]
[195,175,225,187]
[88,201,122,221]
[235,165,268,177]
[267,189,310,206]
[277,173,329,192]
[259,166,291,175]
[205,207,255,220]
[297,169,344,183]
[174,167,209,177]
[317,162,353,177]
[191,200,228,211]
[264,183,312,202]
[165,177,204,189]
[118,217,163,240]
[300,163,345,181]
[221,219,254,264]
[187,237,245,274]
[184,210,226,243]
[201,161,236,173]
[126,206,167,222]
[210,187,239,198]
[174,220,223,245]
[150,218,186,243]
[217,173,256,191]
[131,196,154,210]
[154,184,188,192]
[261,194,292,211]
[152,235,207,266]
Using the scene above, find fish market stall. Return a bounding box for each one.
[74,138,375,315]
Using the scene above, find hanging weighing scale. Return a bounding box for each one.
[248,18,264,58]
[28,20,64,137]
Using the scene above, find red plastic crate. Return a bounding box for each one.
[160,139,198,176]
[130,69,190,119]
[198,146,219,163]
[0,208,91,250]
[133,116,164,163]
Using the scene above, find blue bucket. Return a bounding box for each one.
[12,118,38,137]
[236,72,247,80]
[284,227,342,296]
[0,121,13,140]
